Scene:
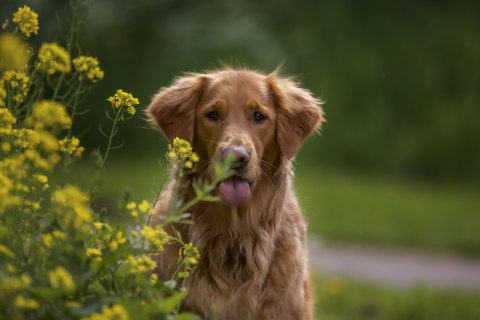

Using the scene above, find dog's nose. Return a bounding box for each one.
[221,146,251,169]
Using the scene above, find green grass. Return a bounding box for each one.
[295,166,480,255]
[66,156,480,255]
[313,274,480,320]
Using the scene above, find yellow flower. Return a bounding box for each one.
[150,273,158,285]
[48,266,75,291]
[0,108,17,135]
[43,233,54,247]
[59,136,81,154]
[140,225,168,251]
[81,304,130,320]
[126,255,158,273]
[107,90,139,109]
[74,146,84,157]
[72,56,104,81]
[52,185,92,228]
[181,242,201,260]
[2,71,30,103]
[33,174,48,184]
[37,43,71,74]
[130,210,138,218]
[126,202,136,210]
[138,200,149,213]
[27,100,71,132]
[52,230,66,240]
[14,296,39,309]
[13,128,40,149]
[0,33,28,72]
[12,5,39,37]
[127,106,136,115]
[86,248,102,257]
[1,142,11,153]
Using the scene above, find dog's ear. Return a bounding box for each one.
[266,72,325,160]
[147,73,208,145]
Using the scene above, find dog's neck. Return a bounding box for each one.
[177,157,293,285]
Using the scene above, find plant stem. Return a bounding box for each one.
[67,79,82,138]
[52,73,65,101]
[100,106,122,169]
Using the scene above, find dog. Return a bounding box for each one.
[147,67,325,320]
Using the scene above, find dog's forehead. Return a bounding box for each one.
[206,71,269,104]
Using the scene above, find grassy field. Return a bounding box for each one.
[312,273,480,320]
[70,156,480,255]
[294,165,480,255]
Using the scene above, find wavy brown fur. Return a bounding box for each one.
[147,68,324,320]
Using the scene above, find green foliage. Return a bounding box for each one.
[0,2,233,319]
[313,274,480,320]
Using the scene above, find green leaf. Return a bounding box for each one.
[158,290,187,314]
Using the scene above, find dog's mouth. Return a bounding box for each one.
[218,176,254,207]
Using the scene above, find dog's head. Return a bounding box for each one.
[147,69,324,207]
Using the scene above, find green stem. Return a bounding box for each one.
[52,73,65,101]
[100,106,123,169]
[67,79,82,138]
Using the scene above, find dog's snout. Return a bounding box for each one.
[221,146,251,169]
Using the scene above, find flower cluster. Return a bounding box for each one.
[59,136,84,157]
[126,255,158,274]
[81,304,130,320]
[140,225,168,251]
[0,108,16,135]
[168,137,200,168]
[73,56,104,81]
[0,33,28,72]
[36,43,71,74]
[107,89,139,115]
[48,266,75,292]
[52,185,92,229]
[0,70,30,104]
[12,5,39,37]
[26,100,72,132]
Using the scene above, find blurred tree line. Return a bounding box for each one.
[2,0,479,182]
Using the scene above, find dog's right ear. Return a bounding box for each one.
[147,73,208,145]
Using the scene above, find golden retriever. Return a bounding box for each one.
[147,67,325,320]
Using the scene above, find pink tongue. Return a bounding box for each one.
[219,178,251,207]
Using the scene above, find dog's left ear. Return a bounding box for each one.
[266,72,325,160]
[147,73,208,145]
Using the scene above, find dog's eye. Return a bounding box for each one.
[254,112,265,122]
[207,111,218,120]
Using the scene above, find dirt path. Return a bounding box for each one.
[307,239,480,289]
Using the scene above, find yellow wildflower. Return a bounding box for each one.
[48,266,75,291]
[52,185,92,228]
[140,225,168,251]
[126,255,158,273]
[0,33,28,72]
[126,201,136,210]
[43,233,54,247]
[138,200,149,213]
[13,128,40,149]
[168,137,200,164]
[181,242,201,260]
[86,248,102,257]
[59,136,81,154]
[2,71,30,103]
[37,43,71,74]
[127,106,135,115]
[81,304,130,320]
[33,174,48,184]
[150,273,158,285]
[27,100,71,132]
[12,5,39,37]
[0,108,17,135]
[1,142,11,153]
[130,210,138,218]
[52,230,67,240]
[14,296,39,309]
[107,89,139,108]
[72,56,104,81]
[74,146,84,157]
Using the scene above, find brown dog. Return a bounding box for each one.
[147,67,324,320]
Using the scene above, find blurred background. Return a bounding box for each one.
[2,0,480,318]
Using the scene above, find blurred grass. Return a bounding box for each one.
[312,273,480,320]
[295,165,480,255]
[70,156,480,255]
